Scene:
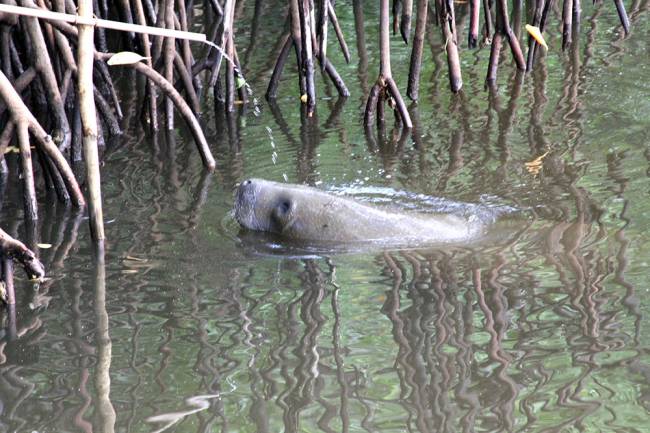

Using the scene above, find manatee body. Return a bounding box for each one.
[234,179,495,246]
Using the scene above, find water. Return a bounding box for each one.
[1,1,650,431]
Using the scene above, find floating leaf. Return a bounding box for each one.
[125,255,148,262]
[235,76,246,89]
[107,52,150,66]
[37,243,52,249]
[525,24,548,50]
[525,151,549,175]
[300,94,308,103]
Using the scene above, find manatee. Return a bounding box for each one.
[234,179,507,248]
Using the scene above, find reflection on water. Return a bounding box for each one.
[1,1,650,432]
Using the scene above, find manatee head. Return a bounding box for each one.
[234,179,299,234]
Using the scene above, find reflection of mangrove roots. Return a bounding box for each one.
[364,0,412,129]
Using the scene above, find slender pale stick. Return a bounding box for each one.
[0,4,239,75]
[0,4,207,42]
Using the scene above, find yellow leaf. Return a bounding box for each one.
[525,24,548,50]
[4,146,19,154]
[37,243,52,249]
[107,52,150,66]
[525,151,549,175]
[525,151,549,166]
[300,94,308,103]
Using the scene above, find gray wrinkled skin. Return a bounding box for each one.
[234,179,492,245]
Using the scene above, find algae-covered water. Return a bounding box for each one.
[1,1,650,431]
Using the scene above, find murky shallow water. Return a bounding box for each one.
[1,1,650,432]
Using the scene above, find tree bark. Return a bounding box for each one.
[78,0,104,241]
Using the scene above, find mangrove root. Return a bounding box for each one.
[365,0,412,128]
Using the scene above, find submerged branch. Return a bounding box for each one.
[0,228,44,281]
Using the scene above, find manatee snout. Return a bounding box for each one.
[235,179,298,234]
[234,179,261,230]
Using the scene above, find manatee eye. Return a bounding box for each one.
[270,199,294,233]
